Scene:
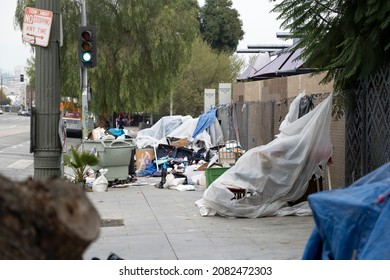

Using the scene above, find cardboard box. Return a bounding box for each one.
[170,138,189,147]
[136,149,155,170]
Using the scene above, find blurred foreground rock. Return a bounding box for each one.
[0,175,100,259]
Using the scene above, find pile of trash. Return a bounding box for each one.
[132,110,245,191]
[89,126,137,141]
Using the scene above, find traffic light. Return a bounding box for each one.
[20,74,24,82]
[78,26,97,68]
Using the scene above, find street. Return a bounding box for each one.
[0,112,81,181]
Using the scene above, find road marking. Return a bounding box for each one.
[7,159,34,169]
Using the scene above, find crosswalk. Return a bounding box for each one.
[7,159,33,169]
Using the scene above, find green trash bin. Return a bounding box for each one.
[83,139,135,182]
[205,167,230,187]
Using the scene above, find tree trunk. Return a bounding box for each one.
[0,175,100,259]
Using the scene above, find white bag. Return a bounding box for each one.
[92,169,109,192]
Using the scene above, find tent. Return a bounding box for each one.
[196,93,333,218]
[303,161,390,260]
[134,111,224,151]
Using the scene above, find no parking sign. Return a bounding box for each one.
[22,7,53,47]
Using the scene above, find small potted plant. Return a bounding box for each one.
[63,145,100,189]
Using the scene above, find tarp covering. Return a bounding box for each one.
[303,161,390,260]
[135,115,189,148]
[135,114,224,151]
[167,116,223,150]
[196,93,333,218]
[192,108,217,139]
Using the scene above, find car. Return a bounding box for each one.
[0,108,3,114]
[18,109,27,116]
[18,109,30,116]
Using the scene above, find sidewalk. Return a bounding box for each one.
[83,176,314,260]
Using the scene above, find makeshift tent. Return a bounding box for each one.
[135,115,190,148]
[167,115,223,150]
[302,161,390,260]
[134,114,224,151]
[196,93,333,218]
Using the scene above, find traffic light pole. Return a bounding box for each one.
[34,0,62,179]
[80,0,89,140]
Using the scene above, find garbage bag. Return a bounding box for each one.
[92,169,108,192]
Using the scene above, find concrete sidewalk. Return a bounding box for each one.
[83,177,314,260]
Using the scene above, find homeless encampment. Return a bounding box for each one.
[135,112,224,151]
[303,161,390,260]
[196,92,333,218]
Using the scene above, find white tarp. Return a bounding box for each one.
[135,114,224,151]
[196,93,334,218]
[135,115,191,148]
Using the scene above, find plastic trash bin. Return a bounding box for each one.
[83,139,135,182]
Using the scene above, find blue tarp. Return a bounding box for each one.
[108,128,125,137]
[303,161,390,260]
[192,108,217,139]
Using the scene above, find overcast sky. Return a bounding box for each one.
[0,0,32,74]
[0,0,289,74]
[198,0,290,49]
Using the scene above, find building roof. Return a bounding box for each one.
[237,47,316,81]
[237,52,271,81]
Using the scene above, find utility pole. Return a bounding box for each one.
[80,0,89,140]
[33,0,62,179]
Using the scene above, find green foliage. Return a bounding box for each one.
[271,0,390,91]
[0,89,12,106]
[200,0,244,54]
[158,37,244,116]
[63,145,99,183]
[14,0,199,115]
[86,0,199,114]
[25,57,36,90]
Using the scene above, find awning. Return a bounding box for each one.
[244,48,316,80]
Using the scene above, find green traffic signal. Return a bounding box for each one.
[81,52,92,62]
[78,26,97,68]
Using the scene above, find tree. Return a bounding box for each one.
[271,0,390,91]
[0,88,12,106]
[14,0,199,116]
[158,37,244,117]
[199,0,244,54]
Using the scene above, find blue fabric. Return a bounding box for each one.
[302,161,390,260]
[143,162,157,176]
[192,108,217,139]
[109,128,124,137]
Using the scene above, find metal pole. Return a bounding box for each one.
[80,0,89,140]
[170,91,173,116]
[34,0,62,179]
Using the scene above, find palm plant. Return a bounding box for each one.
[63,146,100,183]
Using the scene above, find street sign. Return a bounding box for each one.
[22,7,53,47]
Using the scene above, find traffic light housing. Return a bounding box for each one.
[78,26,97,68]
[20,74,24,82]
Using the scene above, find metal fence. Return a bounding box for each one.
[217,93,330,151]
[345,67,390,184]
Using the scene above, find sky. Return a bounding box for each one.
[0,1,32,74]
[0,0,289,74]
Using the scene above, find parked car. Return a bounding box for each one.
[18,109,26,116]
[0,108,3,114]
[18,109,30,116]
